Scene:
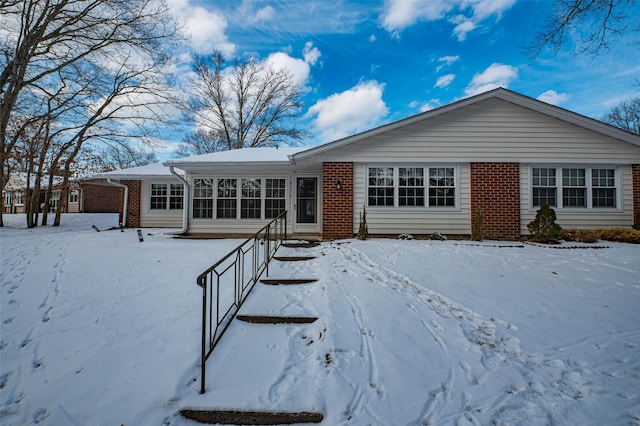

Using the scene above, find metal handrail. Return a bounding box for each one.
[196,211,287,394]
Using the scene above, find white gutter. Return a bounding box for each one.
[106,178,129,228]
[169,166,190,235]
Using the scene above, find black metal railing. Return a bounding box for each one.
[196,211,287,394]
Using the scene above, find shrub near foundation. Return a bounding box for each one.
[561,228,640,244]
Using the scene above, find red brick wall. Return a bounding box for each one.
[633,164,640,228]
[79,184,122,213]
[322,162,354,240]
[470,163,521,240]
[120,180,141,228]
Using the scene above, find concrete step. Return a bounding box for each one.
[260,278,318,285]
[273,256,316,261]
[237,315,318,324]
[180,409,323,425]
[281,241,320,248]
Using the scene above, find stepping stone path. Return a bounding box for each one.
[181,241,324,425]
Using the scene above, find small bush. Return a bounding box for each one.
[430,232,447,241]
[595,227,640,244]
[560,229,599,243]
[357,206,368,240]
[471,207,484,241]
[527,204,562,243]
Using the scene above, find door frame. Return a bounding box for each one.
[293,174,321,234]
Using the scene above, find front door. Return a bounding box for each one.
[295,177,319,233]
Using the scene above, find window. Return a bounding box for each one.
[4,192,11,207]
[265,178,286,219]
[367,166,456,208]
[398,168,424,206]
[532,168,557,207]
[15,192,24,206]
[68,190,79,204]
[241,178,261,219]
[368,167,394,206]
[150,184,168,209]
[193,179,213,218]
[49,191,61,210]
[217,178,237,219]
[428,168,455,207]
[150,183,183,210]
[169,184,184,209]
[592,168,616,208]
[562,168,586,207]
[531,167,618,209]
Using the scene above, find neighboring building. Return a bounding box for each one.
[2,173,121,215]
[89,88,640,240]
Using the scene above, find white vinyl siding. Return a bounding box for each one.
[354,163,470,235]
[521,164,634,233]
[305,98,640,164]
[140,180,184,228]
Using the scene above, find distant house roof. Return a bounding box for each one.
[2,173,65,191]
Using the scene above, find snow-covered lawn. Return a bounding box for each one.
[1,214,639,425]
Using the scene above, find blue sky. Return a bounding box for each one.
[165,0,640,149]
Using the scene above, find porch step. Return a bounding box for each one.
[237,315,318,324]
[281,241,320,248]
[180,409,323,425]
[273,256,316,262]
[260,278,318,285]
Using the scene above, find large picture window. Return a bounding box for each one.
[367,166,457,208]
[192,177,287,220]
[531,167,617,209]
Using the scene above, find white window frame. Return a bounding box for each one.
[49,190,61,209]
[4,192,11,207]
[149,182,184,210]
[529,165,620,210]
[15,192,24,206]
[191,176,289,220]
[68,190,79,204]
[366,165,459,209]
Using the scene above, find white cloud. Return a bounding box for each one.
[237,0,275,24]
[380,0,516,40]
[434,74,455,88]
[303,42,321,66]
[537,90,570,105]
[464,63,518,96]
[381,0,454,35]
[450,17,476,41]
[410,99,441,112]
[369,34,377,42]
[168,0,235,55]
[307,81,389,142]
[265,43,321,87]
[439,55,460,66]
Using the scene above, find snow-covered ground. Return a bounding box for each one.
[1,214,639,425]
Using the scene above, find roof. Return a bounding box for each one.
[2,173,65,190]
[164,147,306,169]
[90,162,183,180]
[290,87,640,163]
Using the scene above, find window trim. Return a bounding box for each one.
[365,164,459,209]
[148,181,184,211]
[191,176,289,220]
[529,165,621,210]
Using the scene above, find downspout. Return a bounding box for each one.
[169,166,190,235]
[107,178,128,228]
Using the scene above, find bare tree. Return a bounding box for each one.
[602,97,640,134]
[0,0,182,226]
[188,51,307,151]
[528,0,639,57]
[100,142,158,170]
[172,129,228,158]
